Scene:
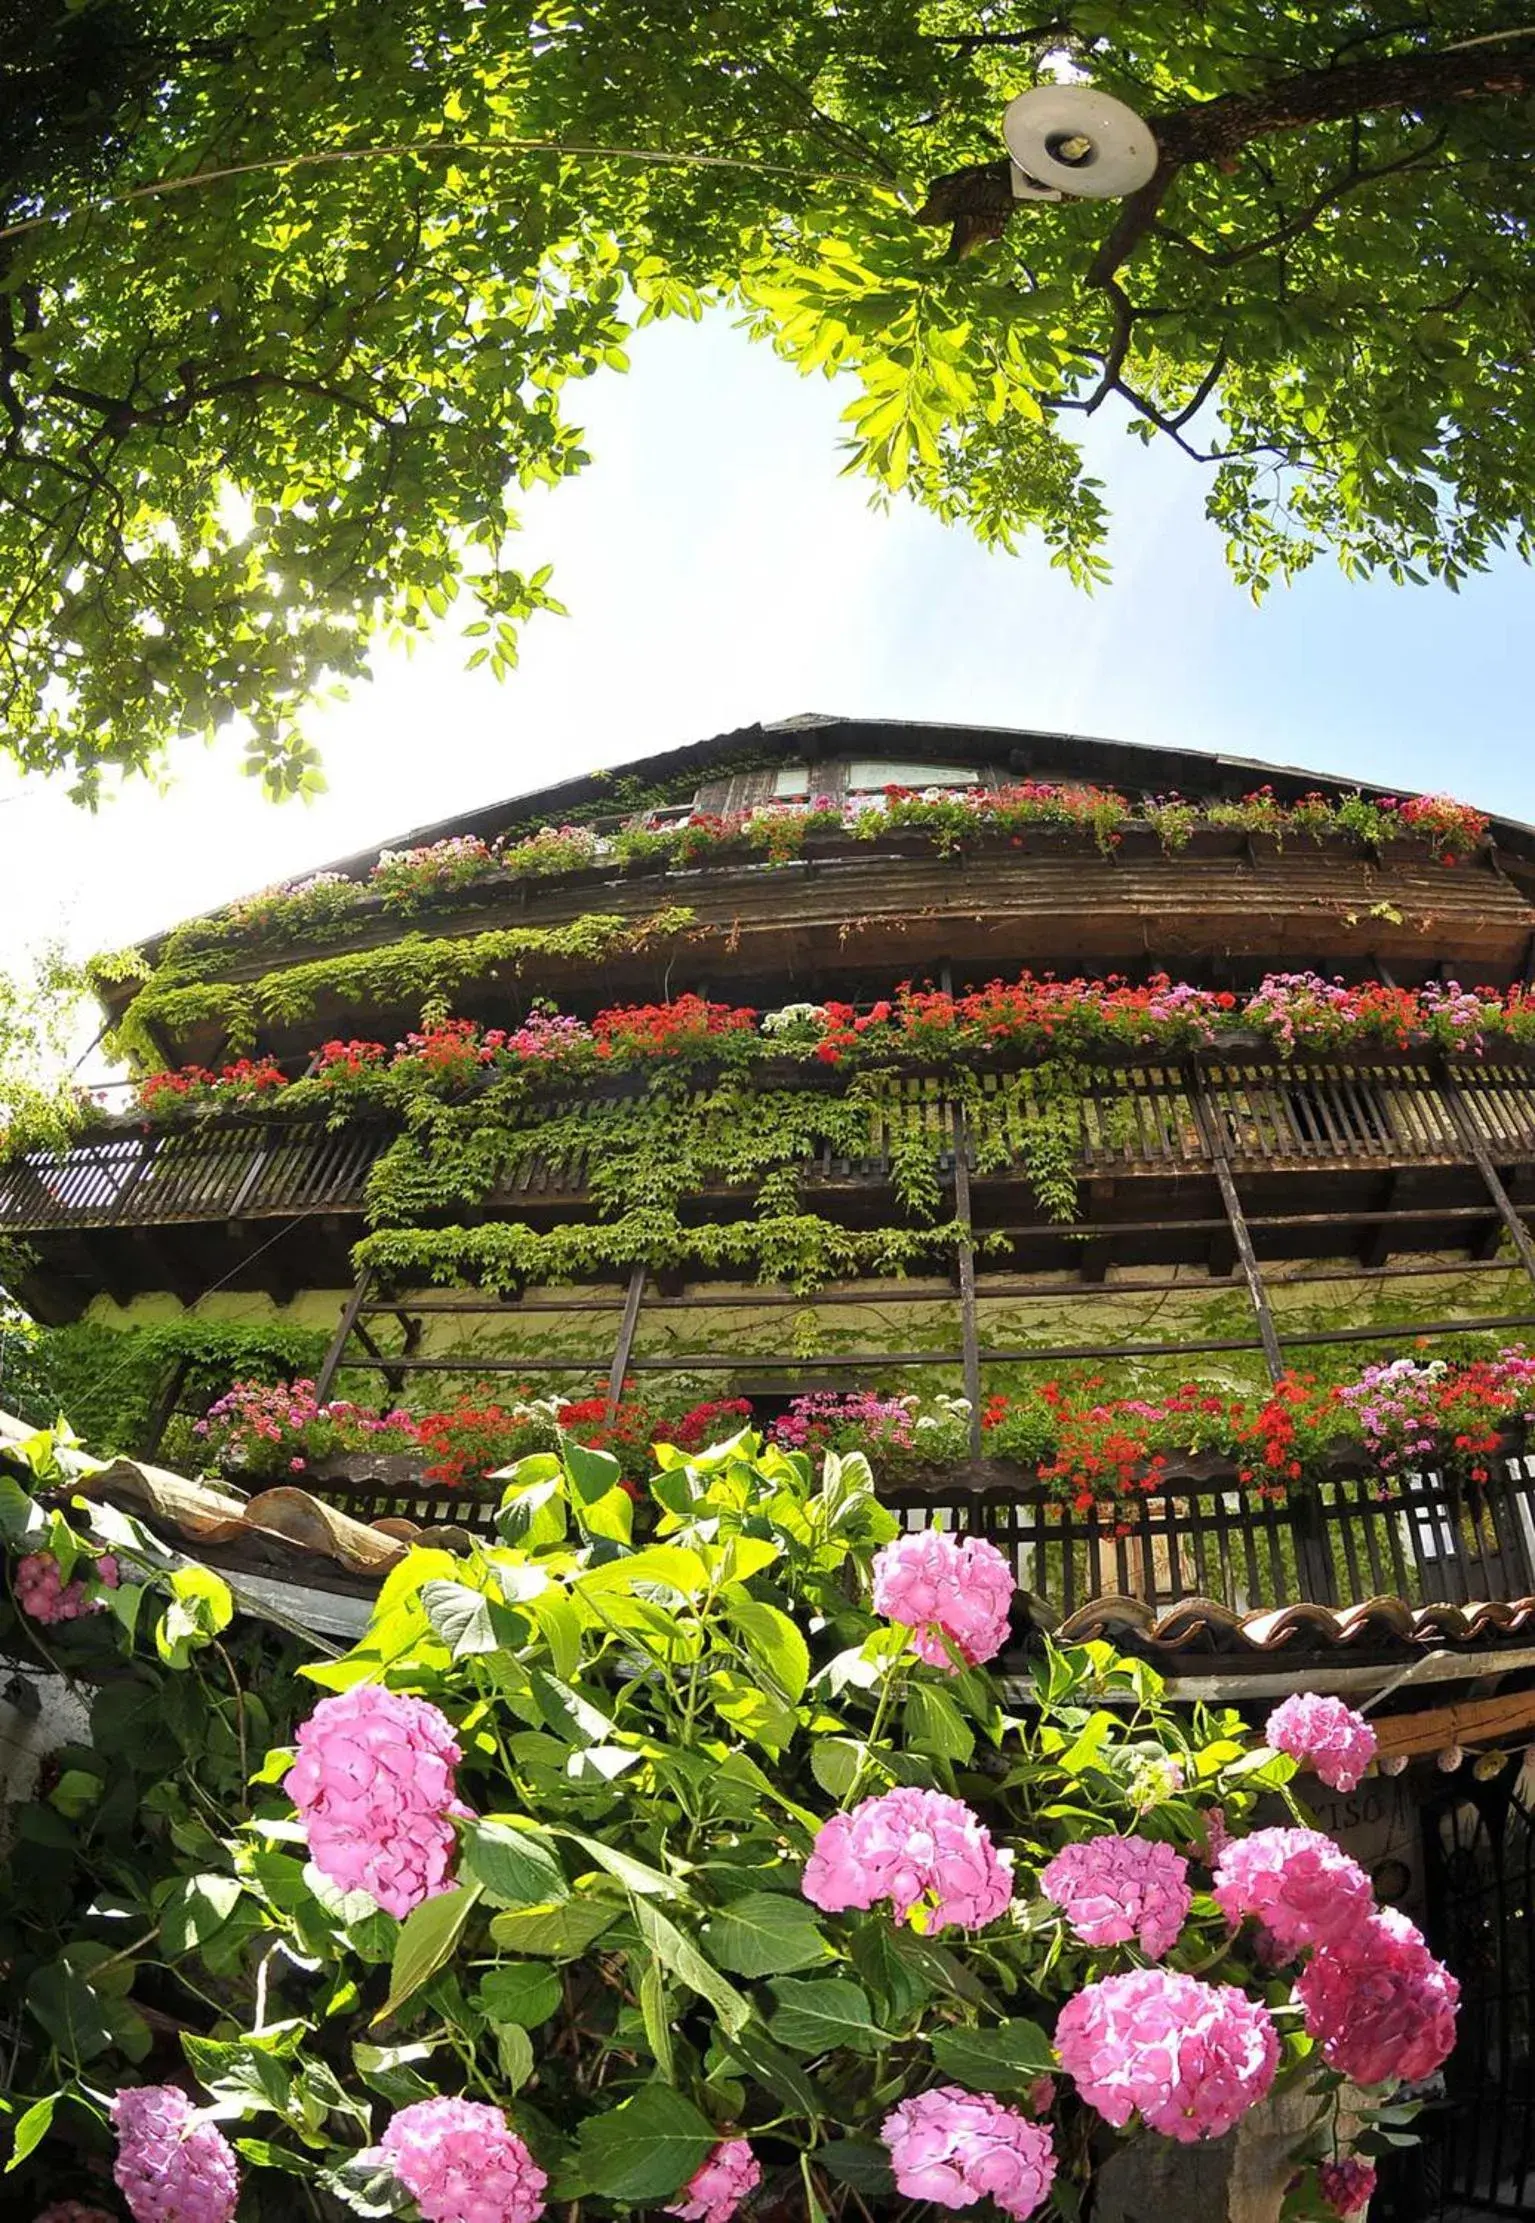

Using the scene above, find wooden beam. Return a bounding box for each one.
[353,1314,420,1401]
[316,1268,374,1402]
[141,1354,191,1458]
[1439,1068,1535,1292]
[1189,1070,1284,1383]
[1358,1171,1398,1268]
[950,1103,984,1457]
[1372,1686,1535,1761]
[941,963,983,1455]
[304,1307,1535,1374]
[605,1264,647,1419]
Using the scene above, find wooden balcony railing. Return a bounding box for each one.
[303,1448,1535,1621]
[5,1056,1535,1235]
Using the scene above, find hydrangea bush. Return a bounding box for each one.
[1,1424,1456,2219]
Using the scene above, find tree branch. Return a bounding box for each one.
[1083,276,1134,414]
[925,22,1072,48]
[1150,122,1450,269]
[917,37,1535,278]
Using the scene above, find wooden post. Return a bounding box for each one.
[1189,1069,1285,1384]
[316,1267,373,1403]
[354,1315,420,1402]
[605,1263,647,1419]
[1440,1067,1535,1293]
[941,966,983,1455]
[142,1354,191,1458]
[950,1103,984,1457]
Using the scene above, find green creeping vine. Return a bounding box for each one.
[354,1213,966,1298]
[353,1064,1059,1294]
[105,909,697,1065]
[363,1076,956,1233]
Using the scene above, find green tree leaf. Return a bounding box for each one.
[420,1580,500,1658]
[161,1872,244,1956]
[5,2094,56,2172]
[488,1894,621,1959]
[725,1592,810,1703]
[459,1819,569,1910]
[632,1899,752,2037]
[905,1683,976,1764]
[475,1963,561,2028]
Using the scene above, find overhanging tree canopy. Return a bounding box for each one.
[3,1,1532,794]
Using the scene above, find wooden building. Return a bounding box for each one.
[3,714,1535,2213]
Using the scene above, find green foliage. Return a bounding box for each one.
[108,906,696,1065]
[2,1315,330,1460]
[0,1425,1375,2215]
[0,944,94,1159]
[355,1209,963,1300]
[2,3,1532,788]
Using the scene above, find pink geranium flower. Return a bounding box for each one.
[665,2139,760,2223]
[14,1550,118,1624]
[286,1685,472,1919]
[871,1529,1014,1669]
[1319,2158,1378,2217]
[380,2097,546,2223]
[111,2086,239,2223]
[1212,1827,1374,1954]
[1296,1908,1459,2087]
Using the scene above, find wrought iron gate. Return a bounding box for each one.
[1419,1759,1535,2217]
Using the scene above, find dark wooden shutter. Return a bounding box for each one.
[695,768,785,814]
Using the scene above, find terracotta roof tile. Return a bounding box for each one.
[18,1442,1535,1660]
[1049,1592,1535,1654]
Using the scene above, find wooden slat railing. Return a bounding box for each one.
[8,1058,1535,1235]
[296,1449,1535,1618]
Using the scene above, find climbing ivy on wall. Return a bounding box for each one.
[105,907,697,1065]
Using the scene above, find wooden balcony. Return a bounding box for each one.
[6,1051,1535,1321]
[105,834,1535,1067]
[301,1444,1535,1633]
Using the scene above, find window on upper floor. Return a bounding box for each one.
[846,760,980,793]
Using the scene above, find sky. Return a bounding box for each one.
[1,306,1532,988]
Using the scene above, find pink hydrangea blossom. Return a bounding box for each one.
[1055,1969,1279,2143]
[1265,1694,1378,1792]
[286,1685,471,1919]
[665,2138,761,2222]
[1296,1908,1459,2087]
[14,1550,119,1624]
[32,2205,118,2223]
[1212,1827,1375,1954]
[1318,2158,1378,2217]
[802,1787,1013,1935]
[380,2098,547,2223]
[871,1530,1015,1669]
[111,2085,239,2223]
[1040,1834,1191,1960]
[1203,1807,1231,1861]
[882,2086,1056,2218]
